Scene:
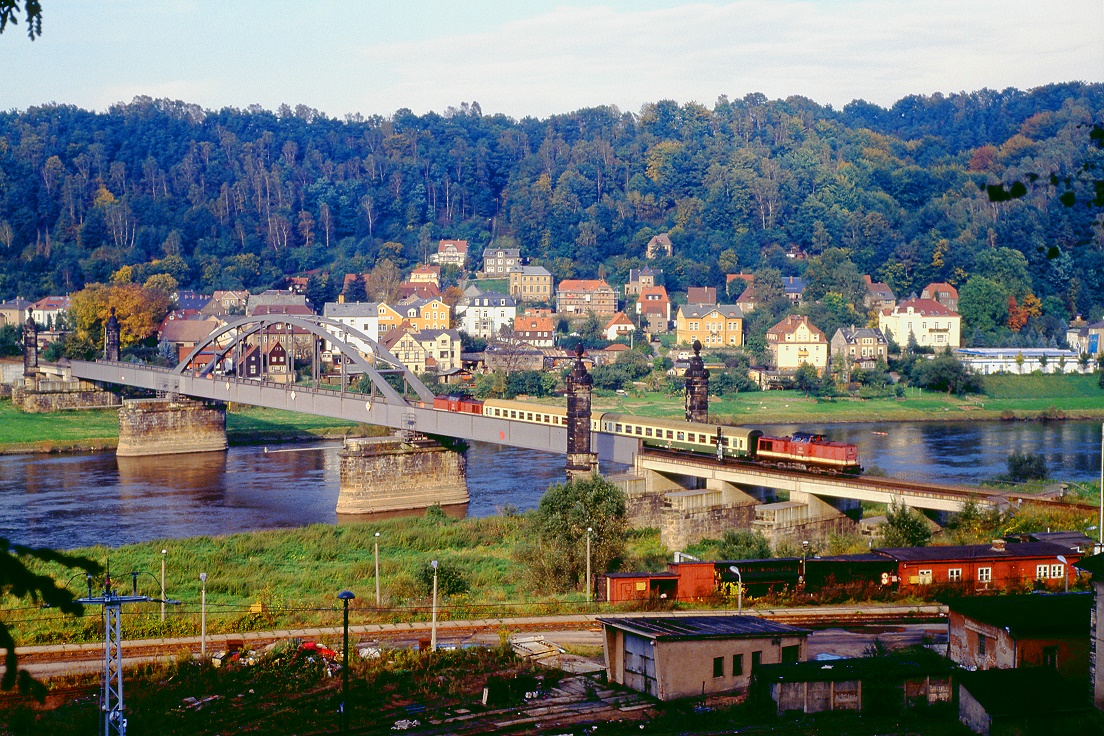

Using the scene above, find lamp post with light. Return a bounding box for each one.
[199,572,207,657]
[160,549,167,623]
[1058,555,1069,593]
[729,566,743,612]
[374,532,381,606]
[337,590,355,733]
[430,560,439,652]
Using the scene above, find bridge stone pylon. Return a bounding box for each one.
[566,343,597,478]
[684,338,709,423]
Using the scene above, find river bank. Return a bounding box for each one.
[0,399,367,455]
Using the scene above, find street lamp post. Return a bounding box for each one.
[199,572,207,658]
[586,527,593,605]
[800,541,809,585]
[430,560,439,652]
[1058,555,1070,593]
[337,590,355,733]
[374,532,381,606]
[160,549,167,623]
[729,566,743,612]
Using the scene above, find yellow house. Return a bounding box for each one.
[377,298,451,334]
[675,304,744,347]
[508,265,554,302]
[766,315,828,373]
[878,298,961,349]
[379,327,461,373]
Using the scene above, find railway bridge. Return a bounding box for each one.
[54,313,1086,541]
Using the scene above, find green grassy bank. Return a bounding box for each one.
[0,399,362,453]
[586,373,1104,425]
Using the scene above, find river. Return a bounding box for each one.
[2,419,1101,550]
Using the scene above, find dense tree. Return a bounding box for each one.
[913,349,982,394]
[519,475,627,593]
[716,530,772,561]
[878,500,933,548]
[958,276,1010,335]
[0,86,1100,327]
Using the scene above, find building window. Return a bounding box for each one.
[713,656,724,678]
[732,653,743,676]
[1052,564,1064,579]
[1044,646,1059,669]
[948,568,962,582]
[918,569,933,585]
[1036,564,1050,579]
[751,651,762,671]
[977,633,987,657]
[978,567,992,583]
[782,645,800,664]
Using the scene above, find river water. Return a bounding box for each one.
[2,420,1101,550]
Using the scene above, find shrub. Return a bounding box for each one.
[878,500,932,547]
[716,530,772,560]
[417,561,469,597]
[1007,451,1047,482]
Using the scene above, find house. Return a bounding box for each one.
[323,301,380,354]
[159,317,220,363]
[879,298,961,349]
[29,296,70,329]
[481,246,520,277]
[377,298,451,334]
[958,668,1097,736]
[599,615,808,701]
[507,265,553,302]
[512,315,556,348]
[921,282,959,312]
[735,289,758,314]
[483,345,545,372]
[408,264,441,286]
[766,315,828,373]
[636,285,672,333]
[645,233,673,259]
[431,239,469,268]
[945,593,1091,681]
[625,267,662,296]
[173,291,212,312]
[954,347,1090,375]
[675,304,743,347]
[874,540,1080,593]
[686,286,717,305]
[457,293,516,340]
[202,290,249,316]
[603,312,636,341]
[556,279,618,316]
[830,326,889,374]
[396,280,442,300]
[246,290,309,317]
[757,647,954,715]
[781,276,804,304]
[0,297,33,327]
[380,327,461,373]
[862,275,896,311]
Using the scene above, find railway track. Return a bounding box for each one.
[10,605,945,669]
[641,448,1098,511]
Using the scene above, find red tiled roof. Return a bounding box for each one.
[513,316,554,332]
[766,314,826,342]
[604,312,634,329]
[558,279,613,292]
[921,282,959,300]
[438,239,469,253]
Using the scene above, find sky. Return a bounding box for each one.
[1,0,1102,119]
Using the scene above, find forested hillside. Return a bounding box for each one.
[1,84,1101,325]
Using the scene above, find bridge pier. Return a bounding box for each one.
[336,436,469,515]
[684,339,709,423]
[565,344,597,478]
[116,398,228,457]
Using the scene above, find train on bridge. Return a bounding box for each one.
[432,396,862,474]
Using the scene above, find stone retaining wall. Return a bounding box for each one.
[117,398,228,457]
[13,381,122,412]
[337,436,469,514]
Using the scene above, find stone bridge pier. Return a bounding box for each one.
[337,436,469,515]
[116,398,228,457]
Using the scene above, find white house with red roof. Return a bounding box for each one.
[879,298,961,349]
[29,295,70,329]
[432,239,469,268]
[603,311,636,341]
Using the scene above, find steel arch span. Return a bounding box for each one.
[175,314,435,405]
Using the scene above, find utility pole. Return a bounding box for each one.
[79,574,179,736]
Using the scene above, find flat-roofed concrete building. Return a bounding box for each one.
[599,615,807,701]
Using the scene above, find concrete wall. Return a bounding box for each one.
[337,437,469,514]
[652,634,806,701]
[958,685,992,736]
[117,398,228,457]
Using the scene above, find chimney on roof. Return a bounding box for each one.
[991,539,1006,552]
